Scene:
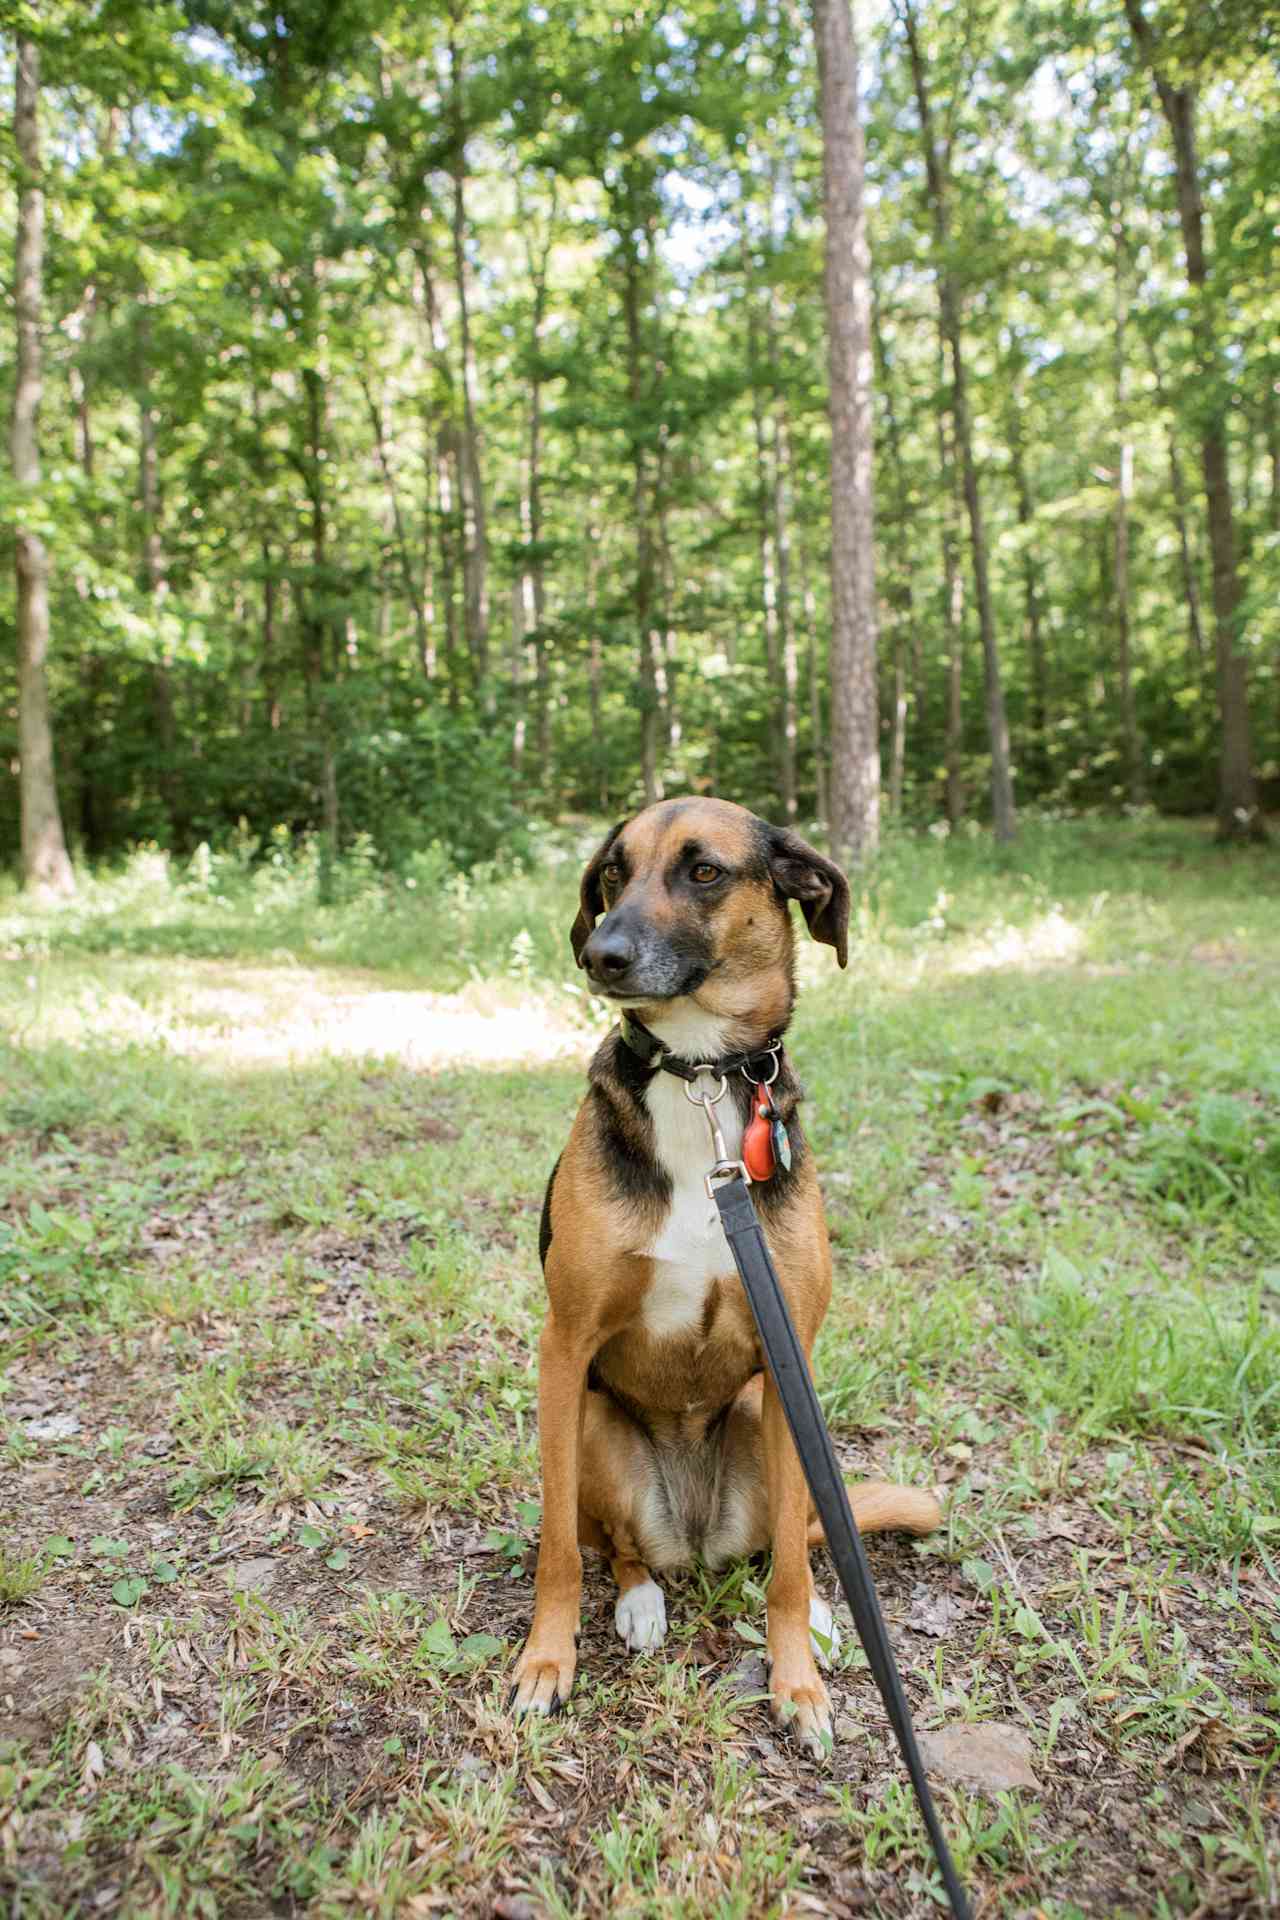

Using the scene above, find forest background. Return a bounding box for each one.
[2,0,1278,886]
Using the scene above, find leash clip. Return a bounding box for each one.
[684,1072,752,1198]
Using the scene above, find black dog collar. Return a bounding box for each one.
[618,1010,782,1084]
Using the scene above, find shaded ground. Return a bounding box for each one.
[2,825,1278,1917]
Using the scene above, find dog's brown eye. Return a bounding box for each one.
[600,862,622,889]
[691,863,723,885]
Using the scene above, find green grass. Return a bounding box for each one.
[1,816,1277,1917]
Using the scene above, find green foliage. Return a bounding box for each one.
[1,0,1277,876]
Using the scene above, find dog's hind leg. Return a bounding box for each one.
[578,1389,670,1654]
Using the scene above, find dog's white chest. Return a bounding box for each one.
[638,1066,742,1338]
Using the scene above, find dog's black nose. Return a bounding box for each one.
[584,928,636,982]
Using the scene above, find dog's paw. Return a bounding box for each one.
[808,1591,841,1669]
[614,1579,667,1653]
[509,1639,576,1717]
[770,1675,833,1759]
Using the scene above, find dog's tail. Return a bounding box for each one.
[807,1480,943,1543]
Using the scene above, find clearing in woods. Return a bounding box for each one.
[1,820,1278,1918]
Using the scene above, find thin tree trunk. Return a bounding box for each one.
[448,28,490,708]
[1167,430,1207,677]
[743,231,783,803]
[418,251,463,709]
[935,341,966,825]
[360,374,431,674]
[1123,0,1260,837]
[250,376,282,728]
[773,399,800,822]
[872,302,915,816]
[621,201,663,805]
[1006,388,1048,783]
[138,297,182,844]
[586,504,606,810]
[901,0,1015,842]
[656,467,679,755]
[798,533,830,831]
[1109,219,1143,805]
[12,36,74,896]
[301,362,339,878]
[814,0,880,863]
[519,188,554,776]
[1146,339,1208,677]
[766,288,799,822]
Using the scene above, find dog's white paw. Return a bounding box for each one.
[809,1592,840,1668]
[615,1579,667,1653]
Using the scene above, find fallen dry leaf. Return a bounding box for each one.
[904,1586,968,1639]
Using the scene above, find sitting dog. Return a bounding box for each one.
[512,798,940,1750]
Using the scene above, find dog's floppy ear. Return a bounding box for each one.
[767,828,850,968]
[570,821,627,964]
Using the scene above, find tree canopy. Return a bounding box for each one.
[3,0,1277,874]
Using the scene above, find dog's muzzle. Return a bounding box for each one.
[580,913,709,1000]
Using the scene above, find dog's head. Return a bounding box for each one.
[569,798,848,1030]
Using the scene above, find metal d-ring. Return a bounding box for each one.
[682,1069,728,1108]
[742,1047,780,1089]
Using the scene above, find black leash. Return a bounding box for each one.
[711,1171,971,1920]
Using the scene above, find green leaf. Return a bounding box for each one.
[419,1616,456,1662]
[151,1559,179,1584]
[325,1547,350,1570]
[732,1618,765,1645]
[298,1523,326,1549]
[962,1557,998,1594]
[112,1576,147,1608]
[91,1536,129,1560]
[45,1536,75,1558]
[455,1632,503,1665]
[1042,1247,1083,1289]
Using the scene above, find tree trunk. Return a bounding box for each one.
[1146,340,1208,678]
[901,0,1016,843]
[525,253,551,775]
[798,533,830,831]
[1122,0,1260,837]
[814,0,880,863]
[620,199,663,805]
[743,239,783,805]
[1006,389,1049,783]
[138,297,182,844]
[12,36,74,897]
[249,377,283,729]
[1108,220,1143,805]
[361,374,431,675]
[586,505,607,810]
[1267,376,1280,537]
[871,303,916,817]
[934,341,966,825]
[448,30,490,709]
[1167,430,1207,677]
[767,291,799,822]
[656,466,679,755]
[301,362,340,881]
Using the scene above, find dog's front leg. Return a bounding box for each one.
[511,1313,590,1715]
[761,1371,832,1756]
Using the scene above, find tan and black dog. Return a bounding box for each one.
[512,797,940,1751]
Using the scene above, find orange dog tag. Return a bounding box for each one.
[743,1084,777,1180]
